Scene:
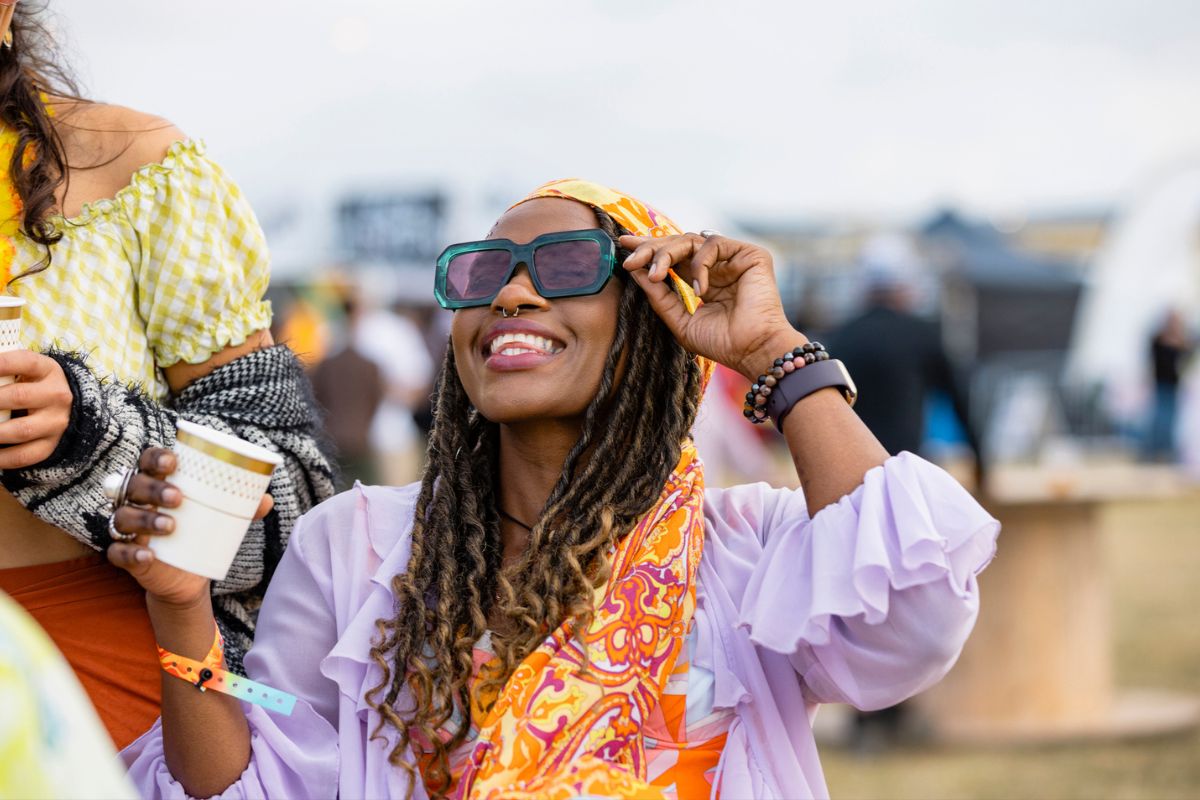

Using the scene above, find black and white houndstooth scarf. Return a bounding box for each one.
[1,345,336,672]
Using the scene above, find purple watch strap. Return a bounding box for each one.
[764,359,858,429]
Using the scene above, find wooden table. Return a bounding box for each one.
[914,463,1200,743]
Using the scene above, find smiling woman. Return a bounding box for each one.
[115,179,1000,800]
[451,198,630,424]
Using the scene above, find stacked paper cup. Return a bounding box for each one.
[0,296,24,423]
[151,420,283,581]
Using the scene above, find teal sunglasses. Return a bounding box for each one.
[434,229,617,310]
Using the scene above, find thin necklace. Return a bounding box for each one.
[498,508,534,532]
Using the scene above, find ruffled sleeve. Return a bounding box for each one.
[120,140,272,368]
[121,501,342,799]
[707,451,999,711]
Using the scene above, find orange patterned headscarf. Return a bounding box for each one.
[453,181,710,799]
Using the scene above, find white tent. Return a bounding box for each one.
[1068,162,1200,471]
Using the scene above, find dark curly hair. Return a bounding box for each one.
[2,2,171,281]
[364,208,705,797]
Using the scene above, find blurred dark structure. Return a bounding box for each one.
[338,191,446,265]
[922,210,1084,361]
[920,210,1104,453]
[749,208,1105,462]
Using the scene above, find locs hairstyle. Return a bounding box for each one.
[365,209,704,797]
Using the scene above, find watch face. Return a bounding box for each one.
[835,360,859,407]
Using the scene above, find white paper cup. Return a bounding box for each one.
[0,296,25,424]
[150,420,283,581]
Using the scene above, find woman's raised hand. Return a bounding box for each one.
[0,350,73,469]
[107,446,274,610]
[620,233,804,380]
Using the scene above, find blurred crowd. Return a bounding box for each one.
[270,231,1198,493]
[269,278,449,489]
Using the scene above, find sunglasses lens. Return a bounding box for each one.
[445,250,511,303]
[533,239,603,292]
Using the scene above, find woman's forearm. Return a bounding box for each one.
[780,387,889,515]
[146,595,252,798]
[743,331,889,516]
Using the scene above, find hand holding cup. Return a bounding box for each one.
[107,442,276,608]
[0,349,74,470]
[0,296,74,469]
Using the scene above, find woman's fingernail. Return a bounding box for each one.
[134,549,153,563]
[693,280,702,295]
[154,515,174,532]
[648,263,658,278]
[162,487,182,504]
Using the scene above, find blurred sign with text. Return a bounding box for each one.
[337,191,445,265]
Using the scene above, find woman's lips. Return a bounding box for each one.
[485,349,561,371]
[481,324,566,371]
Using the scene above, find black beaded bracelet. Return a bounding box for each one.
[743,342,857,428]
[743,342,828,424]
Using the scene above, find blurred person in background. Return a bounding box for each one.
[1145,308,1194,462]
[355,298,434,484]
[0,0,333,750]
[311,295,387,489]
[108,180,997,800]
[271,287,333,369]
[829,234,982,471]
[827,234,983,750]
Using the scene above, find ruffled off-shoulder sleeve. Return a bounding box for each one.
[120,140,272,367]
[705,452,999,711]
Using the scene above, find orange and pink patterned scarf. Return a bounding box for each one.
[453,180,711,799]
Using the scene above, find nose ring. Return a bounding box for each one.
[500,308,520,319]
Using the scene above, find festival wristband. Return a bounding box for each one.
[158,624,297,716]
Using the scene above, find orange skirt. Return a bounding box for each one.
[0,554,162,750]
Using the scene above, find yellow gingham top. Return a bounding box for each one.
[6,140,272,400]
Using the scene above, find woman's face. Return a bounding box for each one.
[450,197,623,425]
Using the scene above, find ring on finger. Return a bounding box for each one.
[107,512,138,543]
[102,467,139,509]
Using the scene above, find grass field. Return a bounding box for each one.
[820,492,1200,800]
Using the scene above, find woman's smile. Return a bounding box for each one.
[480,319,566,372]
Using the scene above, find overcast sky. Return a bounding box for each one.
[52,0,1200,229]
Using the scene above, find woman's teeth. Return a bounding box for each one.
[489,332,562,356]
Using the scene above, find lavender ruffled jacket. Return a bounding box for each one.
[123,452,999,799]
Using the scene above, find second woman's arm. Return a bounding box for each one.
[109,458,343,798]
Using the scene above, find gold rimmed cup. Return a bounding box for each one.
[0,296,23,321]
[0,296,25,423]
[176,425,277,476]
[149,421,284,580]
